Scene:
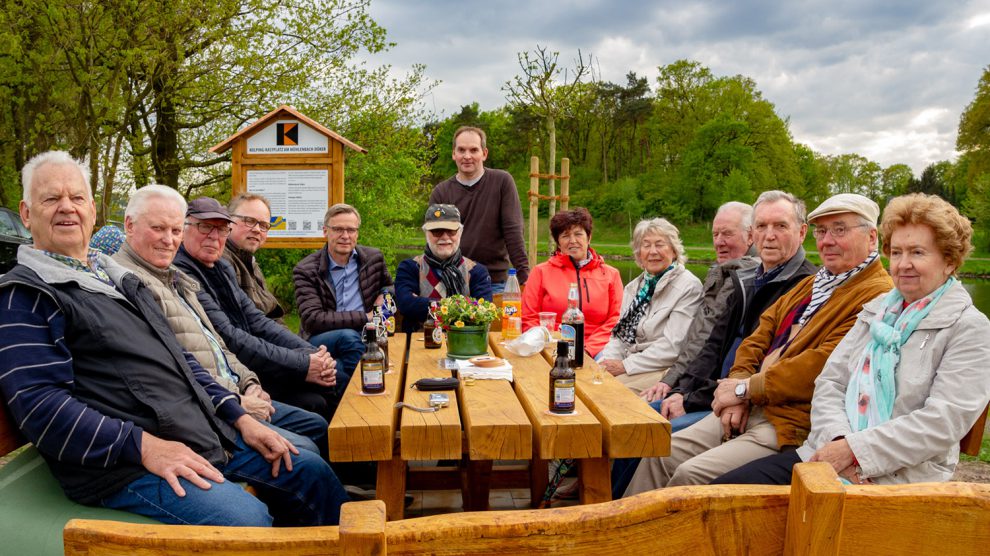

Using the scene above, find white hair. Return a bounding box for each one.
[715,201,754,231]
[125,184,188,221]
[753,190,806,225]
[21,151,91,202]
[631,217,686,267]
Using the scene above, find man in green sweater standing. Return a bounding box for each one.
[430,126,529,292]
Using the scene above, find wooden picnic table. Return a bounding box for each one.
[327,332,671,520]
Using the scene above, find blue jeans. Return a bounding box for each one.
[611,400,711,499]
[490,281,506,294]
[309,328,364,381]
[263,400,327,456]
[100,432,349,526]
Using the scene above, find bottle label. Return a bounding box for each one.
[432,327,444,344]
[553,379,576,410]
[362,362,384,389]
[560,324,577,359]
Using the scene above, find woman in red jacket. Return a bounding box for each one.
[521,207,623,358]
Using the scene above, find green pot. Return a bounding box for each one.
[445,324,490,359]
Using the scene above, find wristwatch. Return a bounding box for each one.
[734,381,748,400]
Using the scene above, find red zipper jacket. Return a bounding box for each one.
[521,248,623,357]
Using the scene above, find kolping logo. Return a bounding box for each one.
[277,122,299,146]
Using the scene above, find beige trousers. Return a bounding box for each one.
[624,406,779,495]
[614,369,666,395]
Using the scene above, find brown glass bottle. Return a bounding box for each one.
[361,325,385,394]
[424,301,442,349]
[549,340,576,414]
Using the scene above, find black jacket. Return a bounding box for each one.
[173,246,313,384]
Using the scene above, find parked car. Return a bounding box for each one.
[1,207,32,274]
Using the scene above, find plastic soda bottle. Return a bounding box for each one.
[501,268,522,339]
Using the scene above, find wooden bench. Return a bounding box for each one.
[64,462,990,555]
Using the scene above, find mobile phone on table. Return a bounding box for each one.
[428,393,450,408]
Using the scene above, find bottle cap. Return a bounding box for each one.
[557,340,569,357]
[508,268,517,276]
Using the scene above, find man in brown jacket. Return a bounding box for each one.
[224,193,286,325]
[626,193,893,492]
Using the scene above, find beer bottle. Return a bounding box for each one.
[373,315,390,371]
[361,324,385,394]
[424,301,443,349]
[560,282,585,368]
[549,340,576,414]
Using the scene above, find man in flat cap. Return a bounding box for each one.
[395,203,493,332]
[626,193,893,493]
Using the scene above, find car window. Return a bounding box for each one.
[0,209,30,239]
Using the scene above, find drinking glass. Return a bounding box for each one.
[538,311,557,334]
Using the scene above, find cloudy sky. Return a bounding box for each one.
[362,0,989,174]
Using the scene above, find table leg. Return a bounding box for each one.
[376,455,407,521]
[578,456,611,504]
[461,459,493,511]
[529,458,549,508]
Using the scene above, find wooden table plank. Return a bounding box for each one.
[575,358,671,459]
[491,334,601,460]
[401,340,462,461]
[328,334,408,462]
[542,347,671,459]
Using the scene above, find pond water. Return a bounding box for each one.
[397,250,990,317]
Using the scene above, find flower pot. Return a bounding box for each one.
[445,324,490,359]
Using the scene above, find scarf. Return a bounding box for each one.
[799,251,878,326]
[424,245,466,297]
[845,277,955,432]
[611,264,675,345]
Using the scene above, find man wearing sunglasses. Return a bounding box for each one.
[224,193,286,325]
[395,204,493,332]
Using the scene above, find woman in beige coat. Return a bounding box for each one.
[599,218,703,394]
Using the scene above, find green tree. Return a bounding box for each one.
[503,45,589,218]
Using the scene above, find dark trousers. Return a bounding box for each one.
[709,448,802,485]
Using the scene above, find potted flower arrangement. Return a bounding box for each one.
[436,294,500,358]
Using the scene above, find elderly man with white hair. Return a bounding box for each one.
[598,217,704,395]
[0,151,348,526]
[113,185,329,457]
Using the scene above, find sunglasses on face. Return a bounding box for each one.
[429,229,458,238]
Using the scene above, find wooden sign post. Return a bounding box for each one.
[209,105,366,249]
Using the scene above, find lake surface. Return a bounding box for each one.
[397,250,990,317]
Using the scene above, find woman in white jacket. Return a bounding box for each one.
[713,193,990,486]
[599,218,703,395]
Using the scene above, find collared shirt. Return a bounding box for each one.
[328,249,363,312]
[41,248,113,286]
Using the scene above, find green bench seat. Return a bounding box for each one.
[0,446,157,556]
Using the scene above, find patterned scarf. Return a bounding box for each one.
[423,245,466,297]
[845,277,955,432]
[611,264,675,345]
[799,251,878,326]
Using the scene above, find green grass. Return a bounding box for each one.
[960,435,990,464]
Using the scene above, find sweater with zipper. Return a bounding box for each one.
[521,249,623,357]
